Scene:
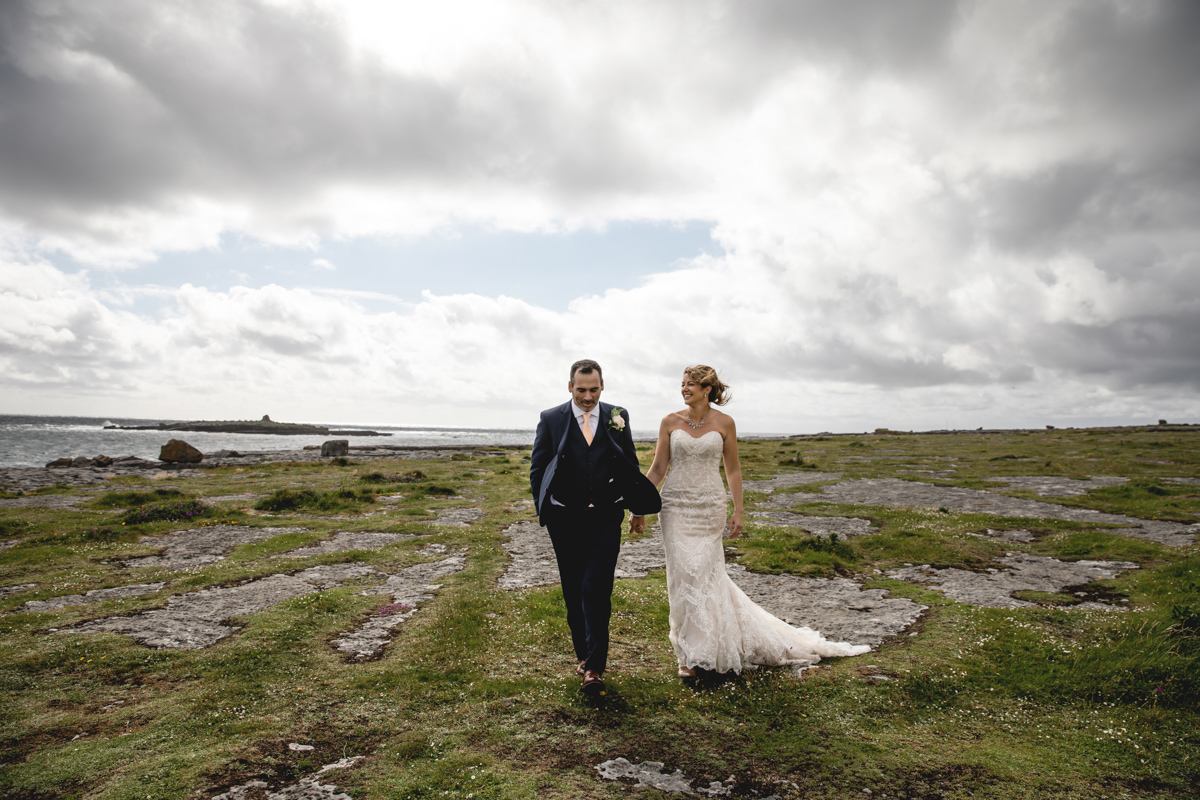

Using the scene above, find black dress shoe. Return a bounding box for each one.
[576,660,587,677]
[581,670,606,696]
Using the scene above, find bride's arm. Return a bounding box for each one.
[644,415,673,487]
[721,418,744,538]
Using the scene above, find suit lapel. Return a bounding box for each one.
[554,402,574,455]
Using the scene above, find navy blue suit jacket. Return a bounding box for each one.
[529,401,661,525]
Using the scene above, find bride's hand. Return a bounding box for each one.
[726,511,743,539]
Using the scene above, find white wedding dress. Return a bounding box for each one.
[660,429,871,673]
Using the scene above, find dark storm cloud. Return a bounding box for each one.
[0,0,670,232]
[726,0,963,74]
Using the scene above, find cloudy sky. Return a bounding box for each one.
[2,0,1198,433]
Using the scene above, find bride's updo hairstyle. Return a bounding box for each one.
[684,365,731,406]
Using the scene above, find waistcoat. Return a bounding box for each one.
[555,414,622,508]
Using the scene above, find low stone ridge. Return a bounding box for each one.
[427,507,484,527]
[16,582,165,614]
[122,525,308,570]
[1,582,37,598]
[887,553,1138,609]
[160,439,203,463]
[332,550,466,660]
[726,564,925,647]
[990,476,1128,496]
[71,563,375,649]
[750,511,879,538]
[273,531,420,558]
[212,756,364,800]
[595,758,732,797]
[818,478,1197,547]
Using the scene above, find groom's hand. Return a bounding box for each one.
[629,515,645,535]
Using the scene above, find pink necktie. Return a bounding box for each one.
[581,413,594,445]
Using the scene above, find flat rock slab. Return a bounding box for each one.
[497,522,667,590]
[743,472,842,493]
[596,758,732,796]
[497,521,560,590]
[16,582,165,614]
[1,582,37,598]
[332,552,466,660]
[887,553,1138,609]
[818,478,1197,547]
[750,512,878,538]
[990,476,1128,496]
[203,493,266,503]
[71,563,375,649]
[213,756,364,800]
[123,525,308,569]
[427,507,484,526]
[614,530,670,580]
[0,494,93,510]
[726,564,925,647]
[498,523,920,645]
[273,531,420,558]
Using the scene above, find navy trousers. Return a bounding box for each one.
[546,506,623,675]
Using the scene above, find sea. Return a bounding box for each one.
[0,415,542,469]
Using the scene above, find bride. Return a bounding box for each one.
[644,365,870,677]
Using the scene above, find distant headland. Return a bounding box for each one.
[103,414,390,437]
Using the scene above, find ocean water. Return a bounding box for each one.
[0,415,539,469]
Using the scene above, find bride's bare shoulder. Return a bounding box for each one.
[712,408,737,433]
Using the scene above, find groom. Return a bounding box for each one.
[529,359,661,695]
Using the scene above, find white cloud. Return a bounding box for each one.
[0,0,1198,427]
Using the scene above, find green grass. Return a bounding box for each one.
[87,488,188,509]
[1,428,1199,798]
[254,487,377,513]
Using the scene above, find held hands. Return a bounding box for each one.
[725,510,744,539]
[629,515,646,535]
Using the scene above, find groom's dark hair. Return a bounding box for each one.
[570,359,603,384]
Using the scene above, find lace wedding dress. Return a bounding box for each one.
[660,429,870,673]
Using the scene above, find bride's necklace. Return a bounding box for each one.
[685,409,710,429]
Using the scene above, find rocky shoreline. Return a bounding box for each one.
[1,442,529,493]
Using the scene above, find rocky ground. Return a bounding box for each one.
[3,431,1198,800]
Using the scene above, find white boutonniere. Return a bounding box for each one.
[609,408,626,431]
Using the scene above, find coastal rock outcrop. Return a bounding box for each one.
[320,440,349,457]
[159,439,203,463]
